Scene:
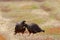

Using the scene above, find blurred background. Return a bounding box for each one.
[0,0,60,40]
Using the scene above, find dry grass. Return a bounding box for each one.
[0,1,60,40]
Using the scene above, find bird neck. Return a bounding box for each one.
[24,24,28,27]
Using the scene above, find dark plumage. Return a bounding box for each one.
[14,20,26,35]
[25,23,45,34]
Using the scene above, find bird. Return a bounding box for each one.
[24,23,45,34]
[14,20,26,35]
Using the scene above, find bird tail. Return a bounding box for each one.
[42,30,45,32]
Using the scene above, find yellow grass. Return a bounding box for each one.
[0,1,60,40]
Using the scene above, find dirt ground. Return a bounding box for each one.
[0,34,6,40]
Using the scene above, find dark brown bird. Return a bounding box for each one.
[14,20,26,35]
[24,23,45,34]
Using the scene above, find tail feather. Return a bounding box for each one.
[42,30,45,32]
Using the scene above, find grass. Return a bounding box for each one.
[0,1,60,40]
[20,5,39,9]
